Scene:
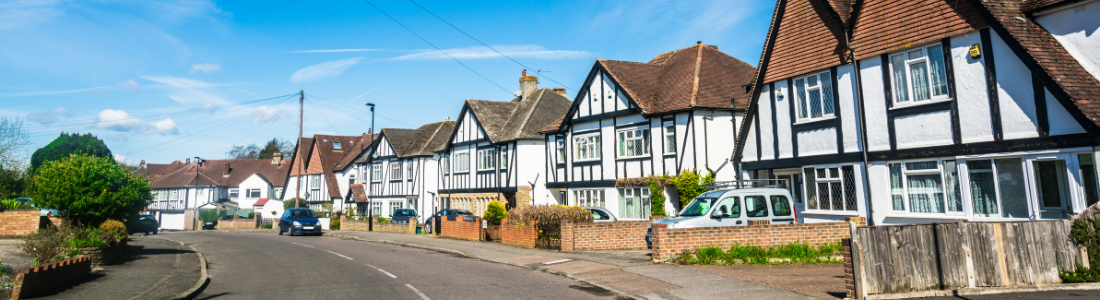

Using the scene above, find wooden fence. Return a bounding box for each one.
[849,220,1088,298]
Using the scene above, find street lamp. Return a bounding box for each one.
[365,102,375,231]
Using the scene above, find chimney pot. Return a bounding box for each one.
[553,87,567,97]
[273,152,282,164]
[519,70,538,101]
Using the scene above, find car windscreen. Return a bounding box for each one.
[591,209,611,220]
[453,210,473,215]
[394,210,416,217]
[290,210,316,218]
[139,216,156,221]
[679,197,719,217]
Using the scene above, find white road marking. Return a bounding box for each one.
[325,250,353,260]
[541,259,573,265]
[366,264,397,278]
[292,242,314,248]
[406,284,430,300]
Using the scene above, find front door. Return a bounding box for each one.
[1025,155,1077,220]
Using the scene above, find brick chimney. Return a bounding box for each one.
[553,87,567,97]
[186,158,190,164]
[139,160,146,169]
[272,152,282,165]
[223,163,231,177]
[519,69,538,101]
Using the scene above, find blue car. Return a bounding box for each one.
[278,208,321,236]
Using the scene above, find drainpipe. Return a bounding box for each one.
[844,22,875,226]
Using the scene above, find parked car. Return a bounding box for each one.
[278,208,321,236]
[202,215,237,230]
[423,209,473,234]
[15,197,61,217]
[390,209,418,224]
[130,214,159,235]
[645,187,796,248]
[584,207,618,223]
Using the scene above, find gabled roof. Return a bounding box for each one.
[309,134,372,199]
[458,87,571,144]
[599,44,757,113]
[289,137,315,177]
[333,134,378,171]
[149,158,292,190]
[382,128,422,157]
[253,198,270,206]
[347,184,368,203]
[359,121,455,162]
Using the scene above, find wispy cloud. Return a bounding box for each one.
[346,84,391,104]
[588,0,761,49]
[25,107,71,125]
[95,109,179,135]
[190,63,221,74]
[390,45,590,61]
[250,106,286,123]
[0,86,112,97]
[116,79,141,92]
[140,75,230,105]
[0,0,65,30]
[290,57,363,83]
[290,49,383,53]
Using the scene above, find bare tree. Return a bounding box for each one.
[227,144,262,160]
[0,117,30,170]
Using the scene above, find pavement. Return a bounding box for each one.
[32,234,201,300]
[321,230,816,300]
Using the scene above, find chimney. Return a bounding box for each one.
[139,160,145,169]
[519,69,538,101]
[553,87,567,97]
[223,163,231,177]
[272,152,282,165]
[186,158,190,164]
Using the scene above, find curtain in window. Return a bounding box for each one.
[830,182,843,211]
[889,163,905,211]
[928,45,949,97]
[996,158,1029,218]
[795,78,808,118]
[818,182,831,210]
[891,55,909,102]
[968,160,998,216]
[821,73,834,115]
[944,160,963,212]
[808,76,822,118]
[907,174,944,213]
[804,168,817,209]
[618,189,629,219]
[910,60,931,101]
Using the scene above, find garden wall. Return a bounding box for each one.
[650,217,865,262]
[373,219,417,234]
[218,218,256,229]
[0,209,40,237]
[561,220,650,251]
[501,220,537,248]
[342,220,370,231]
[9,256,92,299]
[441,216,481,241]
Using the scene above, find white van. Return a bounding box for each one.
[646,181,796,248]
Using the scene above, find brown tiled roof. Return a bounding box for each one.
[1022,0,1075,11]
[463,87,572,143]
[762,0,850,83]
[382,129,422,157]
[333,134,378,171]
[150,158,292,190]
[850,0,987,60]
[289,137,314,177]
[538,116,566,134]
[600,44,756,113]
[827,0,856,23]
[311,134,367,199]
[348,184,368,203]
[406,121,455,156]
[253,198,270,206]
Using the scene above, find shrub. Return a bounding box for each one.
[373,215,390,223]
[284,198,305,210]
[330,218,341,230]
[2,199,22,210]
[99,219,127,241]
[649,180,667,217]
[30,133,114,175]
[22,228,66,264]
[27,154,151,225]
[247,212,255,219]
[673,242,843,265]
[484,200,507,225]
[505,205,593,226]
[670,169,714,207]
[1063,204,1100,282]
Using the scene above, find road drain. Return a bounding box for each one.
[568,284,616,297]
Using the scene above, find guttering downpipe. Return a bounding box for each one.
[843,21,875,226]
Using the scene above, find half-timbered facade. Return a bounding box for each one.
[438,73,571,216]
[539,44,756,220]
[146,156,292,229]
[736,0,1100,226]
[357,121,453,222]
[285,134,374,211]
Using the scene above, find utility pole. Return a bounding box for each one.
[296,91,304,209]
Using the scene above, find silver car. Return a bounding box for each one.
[584,207,617,223]
[646,187,796,248]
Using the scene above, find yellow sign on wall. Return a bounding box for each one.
[969,44,981,59]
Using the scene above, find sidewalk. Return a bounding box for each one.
[34,235,201,300]
[324,230,817,300]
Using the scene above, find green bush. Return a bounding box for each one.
[649,180,667,217]
[374,215,390,223]
[673,242,843,265]
[98,219,128,241]
[330,218,341,230]
[284,198,305,210]
[22,228,66,264]
[27,154,151,225]
[484,200,507,225]
[30,133,114,175]
[247,212,255,219]
[670,169,714,207]
[1062,214,1100,282]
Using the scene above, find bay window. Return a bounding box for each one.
[618,187,651,219]
[477,148,496,171]
[888,160,962,214]
[617,127,650,158]
[890,43,949,104]
[803,165,857,211]
[794,70,834,121]
[574,135,601,161]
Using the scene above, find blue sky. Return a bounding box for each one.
[0,0,772,165]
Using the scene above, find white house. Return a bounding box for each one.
[736,0,1100,226]
[146,156,292,229]
[438,71,572,216]
[356,121,453,222]
[538,44,756,220]
[284,134,375,211]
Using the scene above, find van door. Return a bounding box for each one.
[710,196,744,227]
[769,194,795,224]
[744,195,770,223]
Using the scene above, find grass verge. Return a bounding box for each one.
[673,242,843,265]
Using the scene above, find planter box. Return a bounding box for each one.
[78,239,128,265]
[9,256,92,299]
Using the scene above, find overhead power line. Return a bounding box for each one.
[361,0,512,95]
[407,0,576,92]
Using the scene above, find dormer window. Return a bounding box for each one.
[333,141,342,150]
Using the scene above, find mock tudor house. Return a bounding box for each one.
[736,0,1100,226]
[284,133,375,211]
[538,44,756,220]
[146,156,292,229]
[356,121,454,222]
[438,72,572,216]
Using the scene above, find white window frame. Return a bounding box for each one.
[443,155,450,174]
[407,161,414,180]
[793,70,835,121]
[617,187,652,220]
[803,165,857,212]
[390,162,402,180]
[574,134,601,161]
[349,174,356,185]
[663,121,676,154]
[371,165,382,182]
[889,43,950,105]
[389,202,402,215]
[274,188,283,199]
[477,148,496,171]
[247,188,261,198]
[501,151,508,169]
[311,176,320,189]
[227,189,237,199]
[616,127,651,158]
[556,137,566,163]
[887,159,964,216]
[454,152,470,173]
[572,189,605,207]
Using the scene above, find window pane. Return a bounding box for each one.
[996,158,1029,218]
[910,61,931,101]
[809,89,822,118]
[665,127,676,153]
[969,161,999,217]
[890,163,905,211]
[907,174,944,213]
[618,132,626,156]
[906,161,938,170]
[892,55,910,102]
[843,166,856,211]
[818,182,831,210]
[816,168,827,178]
[821,73,834,115]
[908,49,925,59]
[804,168,818,209]
[1079,154,1099,207]
[944,160,963,212]
[745,196,769,217]
[717,197,741,218]
[829,168,839,178]
[771,196,792,216]
[830,182,843,211]
[796,78,808,118]
[927,45,949,97]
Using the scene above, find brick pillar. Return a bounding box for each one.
[651,223,669,262]
[407,219,417,234]
[843,238,855,299]
[845,217,866,227]
[561,220,574,251]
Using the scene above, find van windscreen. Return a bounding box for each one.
[679,197,719,217]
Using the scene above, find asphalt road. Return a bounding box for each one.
[164,231,628,300]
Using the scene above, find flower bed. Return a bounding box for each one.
[76,239,127,265]
[5,256,92,299]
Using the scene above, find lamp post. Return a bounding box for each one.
[192,157,204,230]
[366,102,375,231]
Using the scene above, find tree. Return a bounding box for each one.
[257,138,293,159]
[227,144,261,159]
[0,169,24,199]
[27,154,152,225]
[0,117,30,170]
[30,133,113,174]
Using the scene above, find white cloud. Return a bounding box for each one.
[0,86,112,97]
[140,75,229,105]
[291,57,363,83]
[116,79,141,92]
[290,49,383,53]
[26,107,71,124]
[0,0,65,30]
[201,102,217,114]
[95,109,179,135]
[250,106,286,123]
[390,45,590,61]
[190,63,220,74]
[113,154,135,165]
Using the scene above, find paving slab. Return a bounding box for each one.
[542,260,620,274]
[580,269,681,296]
[34,235,201,300]
[627,264,817,300]
[502,255,565,265]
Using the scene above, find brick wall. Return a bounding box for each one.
[650,217,865,262]
[372,218,417,234]
[11,256,92,299]
[561,220,650,251]
[441,216,481,241]
[0,209,41,236]
[343,220,370,231]
[501,219,537,248]
[219,218,257,229]
[843,238,855,299]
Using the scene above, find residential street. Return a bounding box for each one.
[162,231,628,300]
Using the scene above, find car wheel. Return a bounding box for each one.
[153,230,158,235]
[278,228,284,235]
[424,221,432,234]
